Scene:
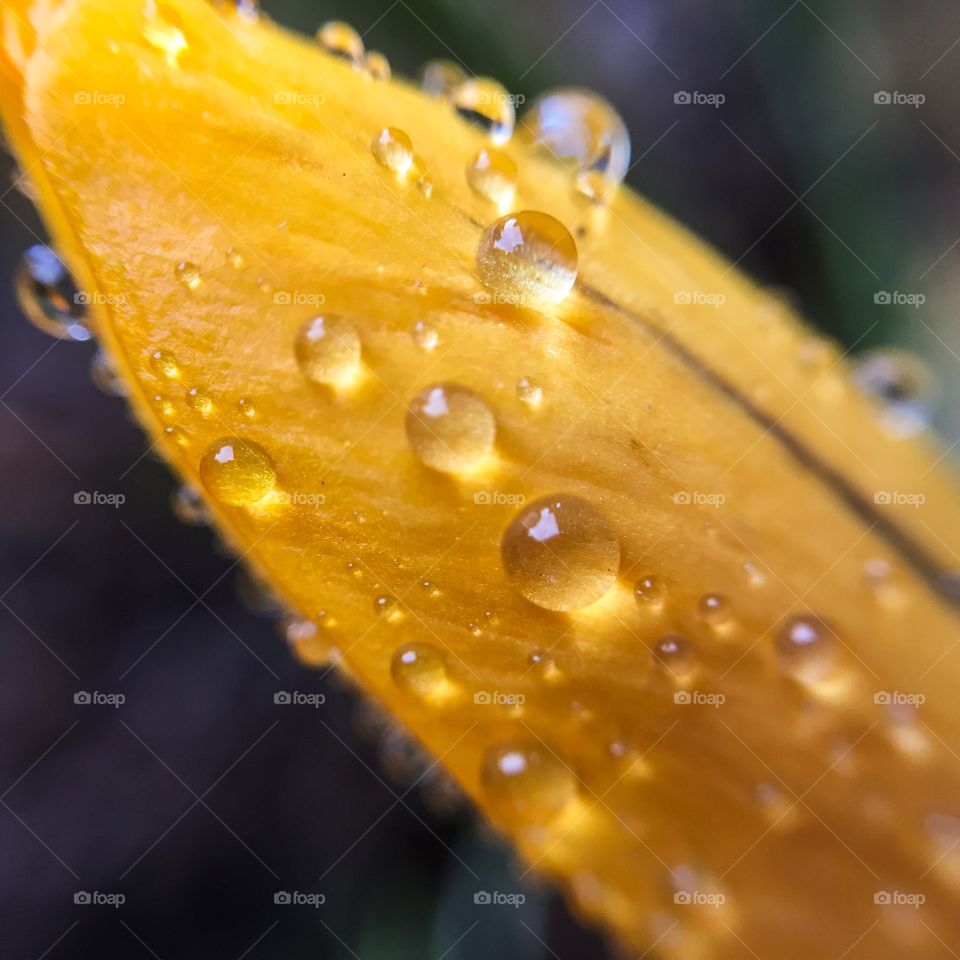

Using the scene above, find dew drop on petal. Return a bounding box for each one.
[294,315,362,385]
[316,20,364,66]
[477,211,577,306]
[186,385,214,416]
[410,320,439,350]
[150,349,181,380]
[697,593,731,627]
[653,635,696,680]
[516,377,543,408]
[371,126,414,177]
[501,495,620,611]
[90,349,128,397]
[200,437,277,506]
[634,575,666,610]
[418,59,467,98]
[466,148,517,207]
[774,615,837,685]
[391,643,448,697]
[405,383,496,473]
[237,397,257,420]
[452,78,515,144]
[364,50,391,81]
[481,740,576,823]
[171,484,210,526]
[852,349,938,438]
[14,245,91,341]
[174,261,202,290]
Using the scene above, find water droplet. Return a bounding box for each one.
[477,211,577,306]
[466,148,517,207]
[634,575,666,610]
[294,315,362,385]
[416,176,434,198]
[653,635,696,679]
[410,320,439,350]
[171,484,210,525]
[371,126,414,177]
[236,397,257,419]
[150,349,181,380]
[391,643,447,697]
[165,425,189,448]
[852,349,938,438]
[515,377,543,408]
[14,245,91,341]
[481,740,576,822]
[316,20,364,66]
[405,383,496,473]
[741,561,767,587]
[698,593,731,627]
[373,594,403,622]
[11,166,38,201]
[186,385,214,416]
[774,615,837,685]
[143,10,188,65]
[284,618,335,667]
[90,349,128,396]
[451,78,515,144]
[153,394,176,421]
[501,494,619,611]
[174,261,202,290]
[200,437,276,506]
[418,59,467,98]
[225,248,246,269]
[522,89,630,201]
[364,50,391,82]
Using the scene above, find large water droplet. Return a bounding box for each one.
[852,349,938,438]
[466,148,517,208]
[501,494,619,611]
[481,740,576,822]
[200,437,276,506]
[14,245,91,341]
[522,88,630,202]
[364,50,391,82]
[316,20,364,66]
[284,618,336,667]
[405,383,496,473]
[477,211,577,306]
[294,315,362,385]
[371,126,414,177]
[418,59,467,97]
[175,261,202,290]
[391,643,448,697]
[451,78,515,144]
[774,615,837,684]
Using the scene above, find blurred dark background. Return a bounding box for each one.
[2,0,959,957]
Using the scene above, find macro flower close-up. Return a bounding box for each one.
[2,1,960,958]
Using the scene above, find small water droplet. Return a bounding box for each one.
[698,593,731,627]
[634,575,665,610]
[416,176,434,198]
[364,50,391,81]
[653,635,696,680]
[10,166,38,201]
[371,126,414,177]
[466,148,517,207]
[451,78,515,144]
[502,494,619,611]
[405,383,496,473]
[391,643,447,697]
[294,315,362,385]
[418,59,467,98]
[153,394,176,421]
[522,89,630,202]
[150,349,181,380]
[144,10,189,65]
[316,20,364,66]
[477,211,577,306]
[741,561,767,587]
[90,349,128,396]
[774,615,837,685]
[14,245,90,341]
[284,618,335,667]
[236,397,257,419]
[186,385,214,416]
[225,248,246,269]
[373,594,403,622]
[171,484,210,525]
[164,425,189,448]
[410,320,439,350]
[174,261,202,290]
[852,349,938,438]
[515,377,543,408]
[481,740,576,822]
[200,437,277,506]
